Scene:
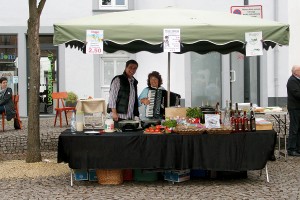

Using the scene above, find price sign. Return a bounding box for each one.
[88,47,102,54]
[86,30,104,54]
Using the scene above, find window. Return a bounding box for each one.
[99,0,128,10]
[191,52,221,107]
[0,35,18,94]
[100,55,129,104]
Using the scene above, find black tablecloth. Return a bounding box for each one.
[57,130,276,171]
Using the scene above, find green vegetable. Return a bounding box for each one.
[186,107,203,118]
[162,119,177,128]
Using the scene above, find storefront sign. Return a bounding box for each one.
[86,30,104,54]
[47,54,54,106]
[0,52,16,62]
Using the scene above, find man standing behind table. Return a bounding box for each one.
[287,65,300,156]
[108,60,139,128]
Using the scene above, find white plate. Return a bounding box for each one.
[104,129,115,133]
[84,131,99,134]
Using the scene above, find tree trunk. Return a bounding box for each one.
[26,0,46,163]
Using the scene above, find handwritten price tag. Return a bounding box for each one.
[88,47,102,54]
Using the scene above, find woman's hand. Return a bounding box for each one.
[141,98,150,105]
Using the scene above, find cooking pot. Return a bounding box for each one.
[141,119,161,129]
[200,106,216,123]
[118,120,140,131]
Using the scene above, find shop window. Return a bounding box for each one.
[99,0,128,10]
[0,35,18,94]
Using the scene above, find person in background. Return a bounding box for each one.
[286,65,300,156]
[0,77,16,121]
[139,71,165,120]
[108,60,139,127]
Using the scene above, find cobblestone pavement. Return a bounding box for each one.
[0,116,299,200]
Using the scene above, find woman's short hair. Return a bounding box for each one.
[147,71,163,87]
[0,77,7,83]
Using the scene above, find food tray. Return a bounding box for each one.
[206,128,232,134]
[144,131,164,134]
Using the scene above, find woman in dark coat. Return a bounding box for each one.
[0,77,16,121]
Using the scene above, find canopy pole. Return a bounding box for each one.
[167,52,170,107]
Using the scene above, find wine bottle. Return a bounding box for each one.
[215,102,221,124]
[223,100,231,128]
[235,111,243,132]
[243,110,249,132]
[230,110,236,132]
[249,103,256,132]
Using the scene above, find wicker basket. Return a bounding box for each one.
[206,128,232,134]
[96,169,123,185]
[174,125,206,135]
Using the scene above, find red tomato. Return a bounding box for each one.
[156,125,161,129]
[145,128,150,132]
[155,128,160,132]
[150,129,155,132]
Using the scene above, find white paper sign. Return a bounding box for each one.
[231,5,263,18]
[205,114,221,129]
[13,76,18,84]
[86,30,104,54]
[163,29,181,52]
[245,32,263,56]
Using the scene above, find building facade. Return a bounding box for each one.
[0,0,298,117]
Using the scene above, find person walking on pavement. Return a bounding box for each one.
[287,65,300,156]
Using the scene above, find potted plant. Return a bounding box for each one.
[186,107,203,124]
[65,91,78,107]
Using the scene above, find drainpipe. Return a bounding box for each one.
[274,0,279,106]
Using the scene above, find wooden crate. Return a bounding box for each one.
[165,107,187,118]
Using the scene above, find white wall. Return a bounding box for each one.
[64,48,94,99]
[0,1,92,26]
[289,0,300,69]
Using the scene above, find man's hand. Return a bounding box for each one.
[111,108,118,121]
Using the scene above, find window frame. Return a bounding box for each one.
[99,0,128,10]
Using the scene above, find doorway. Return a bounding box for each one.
[27,35,58,114]
[230,52,259,105]
[190,52,260,108]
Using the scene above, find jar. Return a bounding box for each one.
[105,118,114,132]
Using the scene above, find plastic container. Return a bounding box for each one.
[70,111,76,132]
[134,169,158,182]
[76,111,84,131]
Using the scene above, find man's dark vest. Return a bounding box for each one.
[109,73,139,116]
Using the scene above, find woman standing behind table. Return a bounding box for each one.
[139,71,165,120]
[0,77,16,121]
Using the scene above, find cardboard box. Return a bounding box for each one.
[256,123,273,130]
[256,119,273,130]
[165,107,187,118]
[88,169,98,181]
[164,170,190,183]
[74,169,88,181]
